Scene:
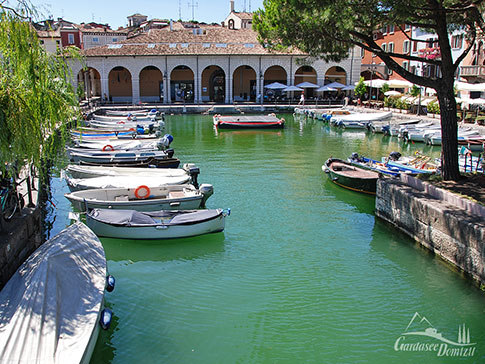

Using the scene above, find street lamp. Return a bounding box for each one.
[369,63,377,101]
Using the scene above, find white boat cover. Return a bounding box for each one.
[333,111,392,122]
[66,175,190,190]
[0,223,107,364]
[90,208,222,226]
[66,164,189,179]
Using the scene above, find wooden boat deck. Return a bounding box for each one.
[331,162,379,179]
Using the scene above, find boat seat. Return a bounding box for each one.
[168,191,186,199]
[115,195,130,201]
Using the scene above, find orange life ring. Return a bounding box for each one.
[102,144,114,151]
[134,185,150,199]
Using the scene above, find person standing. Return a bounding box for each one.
[298,92,305,106]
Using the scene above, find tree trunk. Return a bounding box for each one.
[436,86,460,181]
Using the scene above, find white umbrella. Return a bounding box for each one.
[264,82,288,89]
[326,81,346,89]
[384,90,402,97]
[283,85,303,92]
[296,82,319,88]
[316,86,337,92]
[342,85,355,91]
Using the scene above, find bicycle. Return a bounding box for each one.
[0,177,22,222]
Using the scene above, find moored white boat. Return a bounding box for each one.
[86,208,229,239]
[330,111,392,124]
[65,184,214,211]
[0,223,114,364]
[68,149,174,164]
[66,163,199,181]
[65,174,191,191]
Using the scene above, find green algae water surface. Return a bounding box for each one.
[48,113,485,363]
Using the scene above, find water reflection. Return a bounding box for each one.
[101,233,226,263]
[322,176,376,216]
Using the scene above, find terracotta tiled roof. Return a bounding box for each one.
[79,24,129,35]
[234,12,253,20]
[84,24,303,56]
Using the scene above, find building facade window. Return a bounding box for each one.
[388,25,395,34]
[413,41,418,52]
[381,25,387,35]
[112,38,118,42]
[382,43,387,52]
[403,40,410,53]
[93,37,99,43]
[451,35,463,49]
[388,42,394,53]
[360,47,365,58]
[405,24,411,31]
[68,33,75,44]
[402,61,409,71]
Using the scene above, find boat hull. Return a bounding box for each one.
[324,158,378,194]
[86,209,226,239]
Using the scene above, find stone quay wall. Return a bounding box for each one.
[0,207,43,289]
[376,176,485,287]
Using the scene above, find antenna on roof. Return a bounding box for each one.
[243,0,246,12]
[188,0,198,21]
[249,0,251,12]
[178,0,182,20]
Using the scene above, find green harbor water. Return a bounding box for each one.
[47,114,485,363]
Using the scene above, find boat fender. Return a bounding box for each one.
[102,145,114,151]
[99,308,113,330]
[135,185,150,199]
[106,275,116,292]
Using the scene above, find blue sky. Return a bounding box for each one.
[30,0,264,29]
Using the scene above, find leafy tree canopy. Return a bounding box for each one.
[0,1,83,177]
[254,0,485,180]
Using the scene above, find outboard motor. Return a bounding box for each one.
[136,125,145,135]
[389,151,402,161]
[183,163,200,188]
[381,125,390,135]
[157,120,165,130]
[350,152,360,161]
[148,123,155,134]
[166,148,175,158]
[199,183,214,207]
[158,134,173,150]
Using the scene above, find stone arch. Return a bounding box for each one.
[170,65,194,102]
[77,67,101,100]
[295,65,317,98]
[232,65,256,102]
[263,65,287,101]
[201,65,226,102]
[139,66,163,102]
[325,66,347,85]
[108,66,132,103]
[228,19,235,30]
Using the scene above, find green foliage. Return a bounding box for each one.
[0,9,83,175]
[394,98,410,111]
[410,84,421,97]
[354,77,367,98]
[381,83,390,95]
[427,101,440,114]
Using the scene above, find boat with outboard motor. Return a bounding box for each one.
[65,173,190,191]
[86,208,230,239]
[65,163,200,186]
[65,183,214,211]
[323,157,380,194]
[213,114,284,129]
[68,148,175,164]
[0,223,115,364]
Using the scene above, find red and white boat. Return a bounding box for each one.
[213,114,285,129]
